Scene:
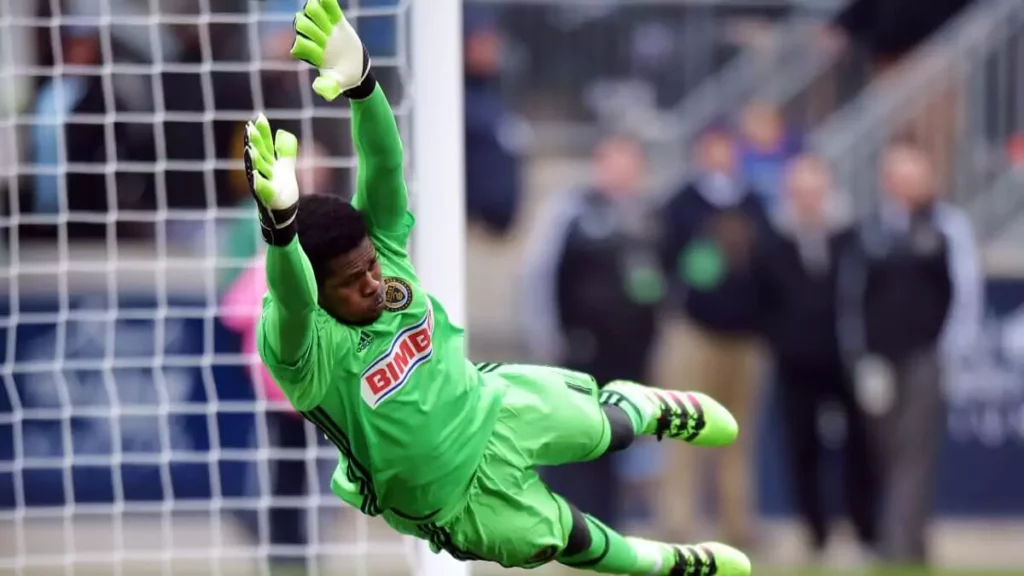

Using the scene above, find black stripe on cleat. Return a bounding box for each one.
[670,545,716,576]
[697,545,718,575]
[682,393,706,441]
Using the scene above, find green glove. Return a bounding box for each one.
[243,114,300,246]
[290,0,374,102]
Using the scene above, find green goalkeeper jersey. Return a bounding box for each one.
[256,85,503,520]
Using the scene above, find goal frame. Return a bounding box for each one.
[409,1,470,575]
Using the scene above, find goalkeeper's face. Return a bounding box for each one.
[321,237,385,326]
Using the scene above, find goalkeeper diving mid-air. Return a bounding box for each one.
[247,1,751,574]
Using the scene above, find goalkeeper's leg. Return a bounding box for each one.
[598,379,739,450]
[485,365,739,471]
[401,365,750,575]
[556,497,751,576]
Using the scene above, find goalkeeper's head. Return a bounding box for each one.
[297,194,384,326]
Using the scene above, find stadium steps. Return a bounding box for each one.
[809,0,1024,230]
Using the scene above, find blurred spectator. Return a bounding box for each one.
[156,16,254,213]
[31,24,99,215]
[522,134,663,528]
[29,18,154,239]
[654,127,766,546]
[753,155,878,558]
[836,140,982,565]
[737,101,802,209]
[221,259,318,574]
[25,0,249,241]
[464,7,522,235]
[220,162,329,573]
[0,0,35,203]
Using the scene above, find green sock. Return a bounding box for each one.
[557,514,667,575]
[599,381,659,435]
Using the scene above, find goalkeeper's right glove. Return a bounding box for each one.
[289,0,375,102]
[243,114,300,247]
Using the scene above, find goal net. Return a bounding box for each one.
[0,1,464,575]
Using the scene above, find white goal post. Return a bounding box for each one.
[410,0,470,575]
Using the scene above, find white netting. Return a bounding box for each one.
[0,0,417,574]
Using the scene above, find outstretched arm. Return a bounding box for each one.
[244,114,326,405]
[350,85,408,232]
[263,239,318,366]
[290,0,408,233]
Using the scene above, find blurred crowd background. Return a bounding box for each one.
[3,0,1024,574]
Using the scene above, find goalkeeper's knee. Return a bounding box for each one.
[603,404,635,453]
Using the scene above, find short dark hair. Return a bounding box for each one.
[296,194,369,287]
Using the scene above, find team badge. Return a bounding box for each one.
[382,277,413,312]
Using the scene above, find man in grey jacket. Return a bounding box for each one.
[837,141,983,565]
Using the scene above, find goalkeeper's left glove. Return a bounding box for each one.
[243,114,300,246]
[289,0,374,102]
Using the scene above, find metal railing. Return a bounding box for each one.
[468,0,847,154]
[808,0,1024,234]
[643,7,866,186]
[543,0,859,192]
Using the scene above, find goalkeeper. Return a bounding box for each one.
[248,1,751,574]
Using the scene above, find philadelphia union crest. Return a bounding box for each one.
[382,277,413,312]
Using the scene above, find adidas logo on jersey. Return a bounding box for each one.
[357,330,373,353]
[360,303,435,409]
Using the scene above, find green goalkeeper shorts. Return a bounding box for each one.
[383,364,611,568]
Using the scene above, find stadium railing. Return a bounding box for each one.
[646,0,861,187]
[808,0,1024,233]
[465,0,847,156]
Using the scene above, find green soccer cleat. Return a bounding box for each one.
[669,541,751,576]
[602,381,739,447]
[629,538,752,576]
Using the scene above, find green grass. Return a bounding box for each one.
[6,561,1015,569]
[754,571,1019,576]
[470,566,1021,576]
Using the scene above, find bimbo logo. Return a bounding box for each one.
[360,304,435,408]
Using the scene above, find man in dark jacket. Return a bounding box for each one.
[654,127,766,546]
[464,7,521,235]
[837,141,982,565]
[28,19,156,240]
[753,155,878,557]
[522,134,663,528]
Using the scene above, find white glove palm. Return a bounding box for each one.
[243,114,300,244]
[290,0,370,102]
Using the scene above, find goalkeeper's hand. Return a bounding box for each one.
[290,0,373,102]
[244,114,300,246]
